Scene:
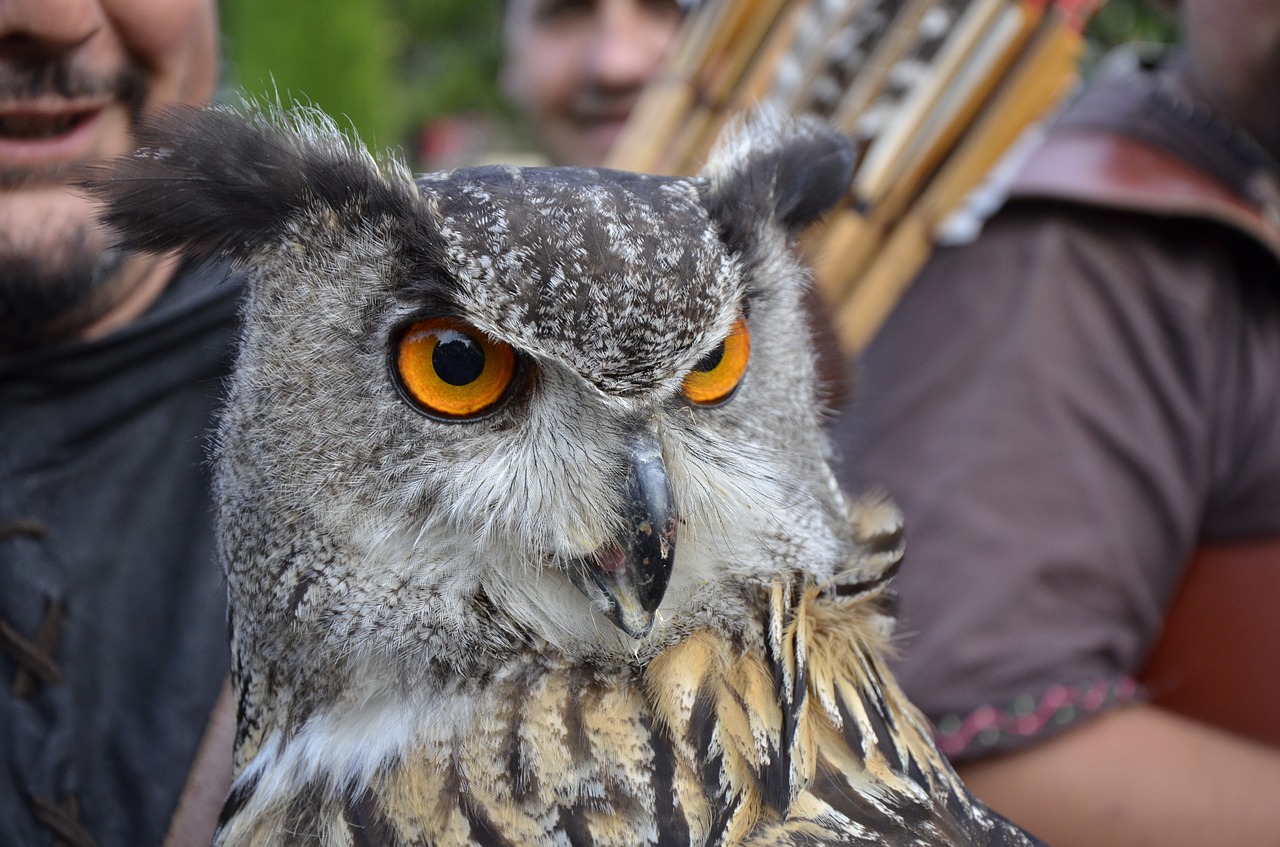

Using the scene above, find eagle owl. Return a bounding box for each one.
[85,106,1038,847]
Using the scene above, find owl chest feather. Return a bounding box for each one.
[215,582,1027,847]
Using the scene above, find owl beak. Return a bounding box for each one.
[573,430,677,639]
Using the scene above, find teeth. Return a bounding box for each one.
[0,113,82,139]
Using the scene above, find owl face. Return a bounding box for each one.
[84,106,856,678]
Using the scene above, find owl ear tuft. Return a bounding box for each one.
[76,104,418,262]
[699,110,855,243]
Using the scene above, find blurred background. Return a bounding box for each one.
[218,0,1177,173]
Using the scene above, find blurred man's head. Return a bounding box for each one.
[0,0,220,352]
[500,0,683,168]
[1179,0,1280,158]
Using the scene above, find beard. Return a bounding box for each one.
[0,54,149,353]
[0,227,129,353]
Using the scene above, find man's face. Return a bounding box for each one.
[0,0,219,351]
[1181,0,1280,158]
[501,0,683,168]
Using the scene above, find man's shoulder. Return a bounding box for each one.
[1004,52,1280,261]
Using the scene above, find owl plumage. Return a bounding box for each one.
[83,106,1038,847]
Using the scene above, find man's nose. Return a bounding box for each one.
[584,0,677,88]
[0,0,103,61]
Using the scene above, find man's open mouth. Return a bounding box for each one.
[0,110,96,140]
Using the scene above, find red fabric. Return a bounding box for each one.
[1140,539,1280,746]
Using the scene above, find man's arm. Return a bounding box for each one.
[957,703,1280,847]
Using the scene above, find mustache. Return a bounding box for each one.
[0,60,150,188]
[0,57,148,114]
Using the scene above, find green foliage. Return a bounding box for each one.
[1085,0,1181,61]
[218,0,507,153]
[387,0,510,122]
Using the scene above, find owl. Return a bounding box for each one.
[84,105,1039,847]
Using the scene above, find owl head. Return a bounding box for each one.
[83,105,859,694]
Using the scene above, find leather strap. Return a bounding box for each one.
[1009,130,1280,261]
[162,676,235,847]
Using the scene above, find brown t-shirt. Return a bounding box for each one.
[830,58,1280,761]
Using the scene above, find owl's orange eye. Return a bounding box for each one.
[394,318,517,419]
[681,316,750,406]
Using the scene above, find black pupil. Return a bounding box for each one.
[433,335,486,386]
[695,341,725,372]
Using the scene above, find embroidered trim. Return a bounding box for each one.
[933,676,1142,759]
